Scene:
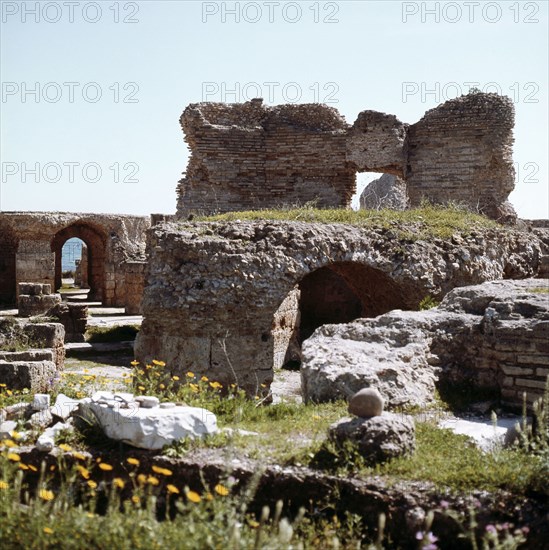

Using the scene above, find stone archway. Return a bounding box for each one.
[51,223,107,302]
[273,261,412,370]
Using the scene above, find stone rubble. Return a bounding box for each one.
[301,278,549,410]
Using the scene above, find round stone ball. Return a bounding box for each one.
[348,387,384,418]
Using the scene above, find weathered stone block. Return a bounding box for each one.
[501,365,534,376]
[0,360,57,392]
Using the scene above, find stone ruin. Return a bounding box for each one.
[177,92,516,222]
[135,219,549,408]
[0,212,150,314]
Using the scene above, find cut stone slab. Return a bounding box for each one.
[77,395,218,450]
[439,416,526,452]
[329,412,416,464]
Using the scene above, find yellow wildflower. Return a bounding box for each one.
[137,386,145,391]
[72,452,86,461]
[214,484,229,496]
[137,474,147,485]
[98,463,113,471]
[39,489,55,501]
[19,464,28,470]
[127,457,140,466]
[43,527,54,534]
[152,465,173,476]
[87,480,97,489]
[186,372,194,378]
[113,478,125,489]
[7,453,20,462]
[186,490,201,503]
[159,384,166,390]
[209,381,223,390]
[130,360,139,366]
[147,476,159,486]
[0,481,8,490]
[28,464,38,472]
[2,439,17,448]
[131,495,140,504]
[167,484,179,494]
[189,383,199,393]
[172,376,180,381]
[152,360,166,367]
[76,466,90,479]
[201,376,209,382]
[58,443,72,452]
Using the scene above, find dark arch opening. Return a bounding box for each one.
[51,223,106,302]
[273,261,413,371]
[0,224,18,305]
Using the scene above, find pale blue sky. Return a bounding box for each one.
[1,0,547,218]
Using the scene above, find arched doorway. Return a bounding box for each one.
[273,261,412,371]
[51,223,106,302]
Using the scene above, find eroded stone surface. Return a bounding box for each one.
[329,413,416,464]
[302,279,549,409]
[136,221,546,396]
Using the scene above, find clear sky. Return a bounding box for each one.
[1,0,547,219]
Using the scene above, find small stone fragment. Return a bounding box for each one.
[27,409,53,430]
[159,402,176,409]
[139,396,160,409]
[348,387,384,418]
[0,420,18,440]
[32,393,50,411]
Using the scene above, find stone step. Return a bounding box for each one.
[65,341,134,356]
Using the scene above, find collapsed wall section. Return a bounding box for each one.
[407,92,516,221]
[176,93,517,221]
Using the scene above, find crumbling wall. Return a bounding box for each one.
[176,93,516,221]
[406,93,516,221]
[0,212,150,312]
[135,221,544,395]
[177,100,355,215]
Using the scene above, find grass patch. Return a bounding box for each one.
[379,422,548,494]
[86,325,140,343]
[531,287,549,294]
[193,204,501,240]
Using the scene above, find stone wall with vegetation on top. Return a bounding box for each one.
[176,92,516,222]
[135,220,546,396]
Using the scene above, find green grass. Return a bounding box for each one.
[531,287,549,294]
[379,422,548,494]
[193,205,501,240]
[86,325,140,343]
